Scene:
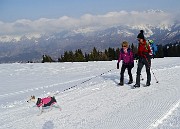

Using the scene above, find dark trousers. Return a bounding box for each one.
[135,58,151,85]
[120,64,133,82]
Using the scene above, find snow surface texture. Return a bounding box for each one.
[0,57,180,129]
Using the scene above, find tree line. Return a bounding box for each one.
[42,42,180,63]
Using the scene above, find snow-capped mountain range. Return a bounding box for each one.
[0,22,179,63]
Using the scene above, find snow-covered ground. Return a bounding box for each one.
[0,57,180,129]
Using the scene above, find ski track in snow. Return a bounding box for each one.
[0,58,180,129]
[0,75,97,98]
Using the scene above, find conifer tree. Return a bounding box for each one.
[74,49,85,62]
[156,45,164,58]
[131,43,138,54]
[108,47,115,61]
[115,48,120,60]
[178,43,180,57]
[42,55,54,63]
[89,47,99,61]
[167,44,174,57]
[84,53,89,62]
[163,45,168,57]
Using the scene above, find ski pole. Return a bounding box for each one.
[144,56,159,83]
[150,67,159,83]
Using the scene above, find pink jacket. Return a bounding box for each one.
[36,97,56,107]
[118,48,134,64]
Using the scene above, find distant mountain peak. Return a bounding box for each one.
[145,9,164,13]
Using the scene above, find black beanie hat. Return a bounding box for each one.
[137,30,145,39]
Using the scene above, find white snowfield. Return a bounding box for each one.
[0,57,180,129]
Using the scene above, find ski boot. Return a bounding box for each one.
[133,84,140,88]
[145,82,151,87]
[128,80,133,84]
[118,81,124,86]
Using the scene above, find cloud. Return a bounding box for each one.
[0,10,177,37]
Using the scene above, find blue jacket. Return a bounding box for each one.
[150,43,158,55]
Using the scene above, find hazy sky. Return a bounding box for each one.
[0,0,179,22]
[0,0,179,40]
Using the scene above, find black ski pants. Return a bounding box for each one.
[120,64,133,82]
[135,57,151,85]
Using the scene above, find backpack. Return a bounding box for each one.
[147,40,158,55]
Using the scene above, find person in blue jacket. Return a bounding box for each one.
[148,39,158,58]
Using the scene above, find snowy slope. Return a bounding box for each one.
[0,57,180,129]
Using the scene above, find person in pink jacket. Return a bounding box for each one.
[117,41,134,85]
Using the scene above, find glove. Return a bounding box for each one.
[147,54,153,60]
[117,63,119,69]
[151,55,154,59]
